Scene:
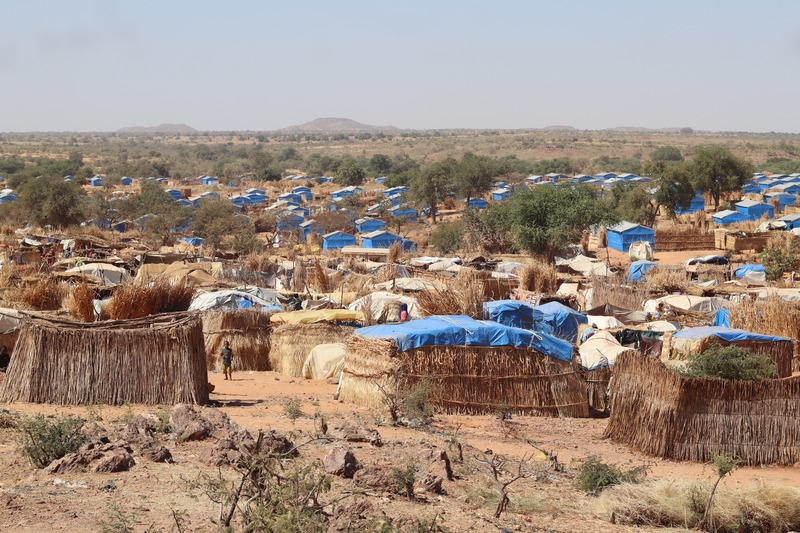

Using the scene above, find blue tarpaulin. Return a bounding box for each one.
[482,301,587,344]
[673,326,789,344]
[354,315,573,362]
[713,309,731,328]
[733,264,766,278]
[627,260,657,282]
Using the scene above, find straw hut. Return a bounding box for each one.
[339,316,588,417]
[604,351,800,465]
[202,309,274,371]
[0,312,208,405]
[269,309,362,377]
[665,326,793,378]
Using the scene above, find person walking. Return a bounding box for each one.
[221,341,233,380]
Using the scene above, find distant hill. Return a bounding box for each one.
[282,118,399,133]
[117,123,198,134]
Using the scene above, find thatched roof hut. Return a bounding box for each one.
[604,351,800,465]
[665,326,794,378]
[0,312,208,405]
[202,309,274,371]
[339,316,588,417]
[270,311,359,377]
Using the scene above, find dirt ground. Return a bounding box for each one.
[1,371,799,532]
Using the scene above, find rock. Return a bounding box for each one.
[323,446,361,478]
[353,465,397,493]
[141,442,172,463]
[327,422,383,447]
[169,404,210,442]
[93,451,135,473]
[122,414,161,444]
[418,473,444,494]
[415,447,453,481]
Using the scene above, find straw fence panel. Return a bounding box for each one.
[202,310,273,371]
[0,312,208,405]
[340,335,588,417]
[604,351,800,465]
[270,323,356,377]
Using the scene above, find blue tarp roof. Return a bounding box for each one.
[627,260,657,282]
[673,326,790,344]
[733,264,766,277]
[354,315,573,362]
[482,300,587,343]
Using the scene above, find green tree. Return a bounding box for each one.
[333,160,366,186]
[411,158,458,224]
[456,154,497,207]
[649,146,684,162]
[689,145,754,209]
[484,184,616,261]
[18,176,88,228]
[369,153,392,175]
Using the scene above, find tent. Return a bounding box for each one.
[626,260,657,282]
[302,343,346,380]
[483,300,587,343]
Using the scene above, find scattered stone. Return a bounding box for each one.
[93,451,135,473]
[327,421,383,447]
[323,446,361,478]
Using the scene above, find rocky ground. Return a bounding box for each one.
[1,372,798,532]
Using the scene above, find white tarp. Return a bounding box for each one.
[643,295,728,314]
[65,263,130,285]
[348,291,421,321]
[302,343,346,380]
[579,331,629,369]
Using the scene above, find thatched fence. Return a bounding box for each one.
[202,310,274,371]
[340,335,588,417]
[0,312,208,405]
[604,352,800,465]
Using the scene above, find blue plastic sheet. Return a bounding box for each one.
[354,315,574,362]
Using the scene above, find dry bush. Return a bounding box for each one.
[104,279,194,320]
[518,261,558,294]
[20,278,66,310]
[597,479,800,532]
[65,282,96,322]
[387,241,401,264]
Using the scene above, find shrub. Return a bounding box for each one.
[574,455,649,495]
[679,344,777,381]
[17,414,86,468]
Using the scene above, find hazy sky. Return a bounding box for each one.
[2,1,799,132]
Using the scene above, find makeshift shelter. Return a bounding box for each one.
[339,316,588,417]
[269,320,357,378]
[626,260,657,282]
[0,312,208,405]
[322,231,357,251]
[202,309,273,371]
[606,222,655,253]
[712,209,749,225]
[604,351,800,465]
[302,343,346,380]
[735,200,774,221]
[666,326,793,378]
[348,291,421,322]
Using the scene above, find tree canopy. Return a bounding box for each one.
[689,145,753,209]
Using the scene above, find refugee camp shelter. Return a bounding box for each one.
[606,222,655,253]
[712,209,749,225]
[735,199,774,221]
[0,313,209,405]
[604,352,800,465]
[355,217,386,233]
[322,231,357,251]
[340,316,588,417]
